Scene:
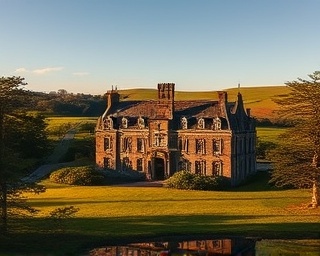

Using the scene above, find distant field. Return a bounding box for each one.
[119,86,290,120]
[45,117,97,128]
[256,127,287,143]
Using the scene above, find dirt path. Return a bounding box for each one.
[22,128,77,183]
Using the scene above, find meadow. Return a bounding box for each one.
[3,87,315,254]
[1,175,319,255]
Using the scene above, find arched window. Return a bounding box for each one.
[121,117,128,128]
[197,118,205,129]
[213,117,221,130]
[103,116,113,130]
[137,116,145,128]
[181,117,187,129]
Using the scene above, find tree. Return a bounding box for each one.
[0,76,46,233]
[270,71,320,208]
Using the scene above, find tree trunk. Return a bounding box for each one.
[311,152,319,208]
[0,111,7,233]
[0,182,8,234]
[311,180,319,208]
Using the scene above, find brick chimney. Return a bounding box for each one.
[246,108,251,117]
[218,91,228,105]
[106,87,120,112]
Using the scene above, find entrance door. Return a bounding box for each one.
[154,158,165,180]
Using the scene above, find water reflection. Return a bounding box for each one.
[90,237,256,256]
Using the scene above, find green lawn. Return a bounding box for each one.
[2,175,319,255]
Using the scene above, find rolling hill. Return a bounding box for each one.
[117,86,290,120]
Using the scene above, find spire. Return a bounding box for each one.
[238,82,241,93]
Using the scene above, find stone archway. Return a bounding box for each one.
[154,157,165,180]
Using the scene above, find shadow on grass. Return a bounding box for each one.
[232,171,284,192]
[2,215,319,255]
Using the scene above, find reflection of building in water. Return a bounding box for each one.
[89,238,256,255]
[96,83,256,186]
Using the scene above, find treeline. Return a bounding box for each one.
[27,89,106,116]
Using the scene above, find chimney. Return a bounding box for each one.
[106,88,120,112]
[217,91,228,105]
[246,108,251,117]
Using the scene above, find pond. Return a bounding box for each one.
[88,237,320,255]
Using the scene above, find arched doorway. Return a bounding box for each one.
[154,157,165,180]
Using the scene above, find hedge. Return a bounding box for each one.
[165,170,231,191]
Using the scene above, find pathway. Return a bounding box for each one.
[22,128,77,183]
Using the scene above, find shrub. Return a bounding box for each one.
[50,166,146,186]
[50,166,105,185]
[165,170,231,191]
[99,168,146,184]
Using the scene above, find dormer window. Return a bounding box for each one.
[121,117,128,128]
[213,117,221,130]
[197,118,205,129]
[103,116,113,130]
[137,116,145,128]
[181,117,187,129]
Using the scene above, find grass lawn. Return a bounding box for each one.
[2,173,319,255]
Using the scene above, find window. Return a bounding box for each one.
[104,158,112,169]
[213,139,222,155]
[181,117,187,129]
[137,116,145,128]
[179,159,191,171]
[154,132,166,147]
[104,137,111,151]
[195,160,206,175]
[197,118,205,129]
[196,139,206,154]
[103,116,113,129]
[122,157,132,171]
[121,117,128,128]
[122,137,132,152]
[183,138,189,152]
[137,158,143,172]
[213,117,221,130]
[137,138,144,152]
[212,161,223,176]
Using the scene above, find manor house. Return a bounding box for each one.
[95,83,256,186]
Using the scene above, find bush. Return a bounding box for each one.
[165,170,230,191]
[50,166,146,186]
[50,166,105,185]
[99,168,146,184]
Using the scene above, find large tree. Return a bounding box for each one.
[0,76,46,233]
[270,71,320,208]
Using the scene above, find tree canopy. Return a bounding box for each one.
[270,71,320,207]
[0,76,47,233]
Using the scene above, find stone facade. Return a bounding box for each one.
[95,83,256,186]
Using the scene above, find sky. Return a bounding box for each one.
[1,0,320,95]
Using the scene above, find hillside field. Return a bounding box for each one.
[118,86,290,120]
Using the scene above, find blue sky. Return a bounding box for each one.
[1,0,319,94]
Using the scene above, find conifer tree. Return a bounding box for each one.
[270,71,320,208]
[0,76,46,233]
